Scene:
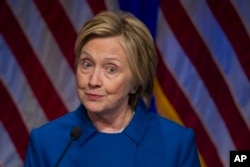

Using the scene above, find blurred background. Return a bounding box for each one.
[0,0,250,166]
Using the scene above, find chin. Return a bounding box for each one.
[86,108,103,113]
[83,102,103,113]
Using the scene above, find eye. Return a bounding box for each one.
[81,60,92,69]
[106,66,117,74]
[78,59,93,74]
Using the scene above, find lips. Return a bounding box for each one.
[86,93,103,100]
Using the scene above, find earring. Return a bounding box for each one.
[130,87,137,94]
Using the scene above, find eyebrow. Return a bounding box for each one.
[103,57,122,63]
[80,50,90,57]
[80,51,123,64]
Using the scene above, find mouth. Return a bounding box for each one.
[86,93,103,100]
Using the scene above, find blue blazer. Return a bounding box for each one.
[24,102,201,167]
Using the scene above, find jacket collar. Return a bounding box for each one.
[75,101,150,145]
[123,102,150,145]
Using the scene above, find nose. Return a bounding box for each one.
[88,67,101,88]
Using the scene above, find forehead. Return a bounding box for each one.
[81,37,128,60]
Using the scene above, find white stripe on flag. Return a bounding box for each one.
[7,0,80,111]
[231,0,250,37]
[181,0,250,128]
[156,9,235,167]
[60,0,94,33]
[0,122,23,167]
[104,0,120,12]
[0,36,48,131]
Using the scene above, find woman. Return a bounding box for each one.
[24,11,201,167]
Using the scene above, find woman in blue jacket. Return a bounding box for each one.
[24,11,201,167]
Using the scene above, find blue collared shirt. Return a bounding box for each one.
[24,102,201,167]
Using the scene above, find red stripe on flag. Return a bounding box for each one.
[160,0,250,150]
[207,0,250,81]
[0,1,68,121]
[34,0,77,70]
[0,80,29,161]
[156,49,223,166]
[87,0,107,15]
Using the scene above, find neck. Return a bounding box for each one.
[87,107,134,133]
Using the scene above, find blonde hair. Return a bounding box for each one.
[75,11,157,109]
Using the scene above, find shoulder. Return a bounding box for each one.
[25,106,84,166]
[147,112,195,142]
[148,114,200,166]
[136,101,194,139]
[30,105,83,141]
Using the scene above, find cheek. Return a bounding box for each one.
[76,69,88,88]
[105,76,133,96]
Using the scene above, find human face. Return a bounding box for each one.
[76,37,134,115]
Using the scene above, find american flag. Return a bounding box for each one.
[0,0,249,166]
